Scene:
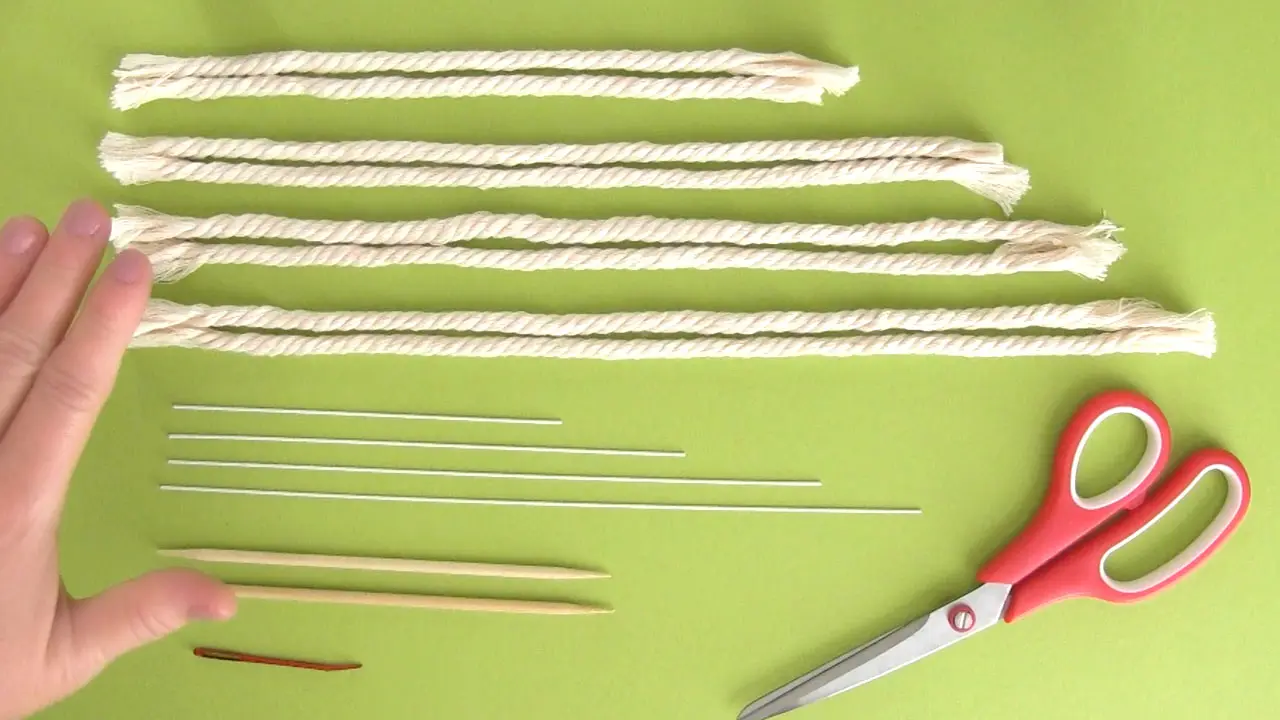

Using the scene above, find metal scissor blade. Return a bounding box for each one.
[738,583,1011,720]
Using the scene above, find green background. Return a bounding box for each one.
[2,1,1277,717]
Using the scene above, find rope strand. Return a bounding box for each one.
[129,327,1216,360]
[124,237,1124,283]
[130,299,1216,359]
[100,156,1030,212]
[112,205,1111,250]
[112,74,833,110]
[111,49,859,109]
[115,49,854,81]
[138,298,1212,338]
[100,133,1001,167]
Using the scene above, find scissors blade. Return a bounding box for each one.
[738,583,1011,720]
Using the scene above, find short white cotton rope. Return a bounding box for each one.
[111,49,860,109]
[122,237,1124,283]
[112,74,834,110]
[111,205,1115,251]
[99,133,1003,167]
[115,49,855,81]
[136,298,1213,339]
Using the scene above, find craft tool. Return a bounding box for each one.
[193,647,361,672]
[231,585,611,615]
[738,390,1250,720]
[168,433,683,458]
[172,403,559,425]
[160,548,608,580]
[167,458,817,487]
[160,484,919,514]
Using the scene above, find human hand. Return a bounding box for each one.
[0,200,236,719]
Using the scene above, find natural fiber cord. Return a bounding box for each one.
[98,133,1031,212]
[111,49,860,109]
[111,206,1122,282]
[131,299,1216,359]
[111,205,1113,248]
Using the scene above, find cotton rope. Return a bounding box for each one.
[98,134,1031,212]
[111,49,860,109]
[110,206,1122,282]
[130,299,1217,359]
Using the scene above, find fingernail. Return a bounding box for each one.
[1,218,40,255]
[108,249,150,284]
[191,598,236,622]
[60,199,108,239]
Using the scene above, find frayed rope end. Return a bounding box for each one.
[1064,236,1127,281]
[110,204,174,250]
[98,138,174,186]
[110,79,162,111]
[955,163,1031,215]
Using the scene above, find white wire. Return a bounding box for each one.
[159,484,920,514]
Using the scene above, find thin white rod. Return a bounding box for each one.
[168,433,683,458]
[158,484,920,515]
[171,403,560,425]
[167,458,817,487]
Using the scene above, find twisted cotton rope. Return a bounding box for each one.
[112,206,1112,249]
[131,299,1216,359]
[100,133,1002,167]
[113,74,841,110]
[130,326,1216,360]
[101,158,1029,213]
[116,49,855,81]
[123,238,1125,283]
[137,298,1212,338]
[112,49,859,109]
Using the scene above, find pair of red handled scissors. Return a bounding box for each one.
[739,390,1251,720]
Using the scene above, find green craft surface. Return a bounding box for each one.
[1,2,1276,718]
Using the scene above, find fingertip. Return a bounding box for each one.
[1,215,48,256]
[159,567,236,621]
[106,248,152,285]
[197,584,238,622]
[56,198,111,241]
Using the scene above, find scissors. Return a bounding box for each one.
[739,390,1251,720]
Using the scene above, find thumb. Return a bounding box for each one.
[67,568,236,670]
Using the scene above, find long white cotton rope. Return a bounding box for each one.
[130,300,1216,359]
[101,157,1030,212]
[100,133,1003,167]
[128,326,1215,359]
[111,49,860,109]
[122,236,1124,283]
[137,298,1212,338]
[111,205,1116,250]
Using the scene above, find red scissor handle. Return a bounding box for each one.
[1003,448,1249,620]
[979,390,1172,586]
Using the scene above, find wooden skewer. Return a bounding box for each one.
[159,548,608,580]
[230,584,611,616]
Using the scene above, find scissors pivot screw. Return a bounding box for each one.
[948,604,976,632]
